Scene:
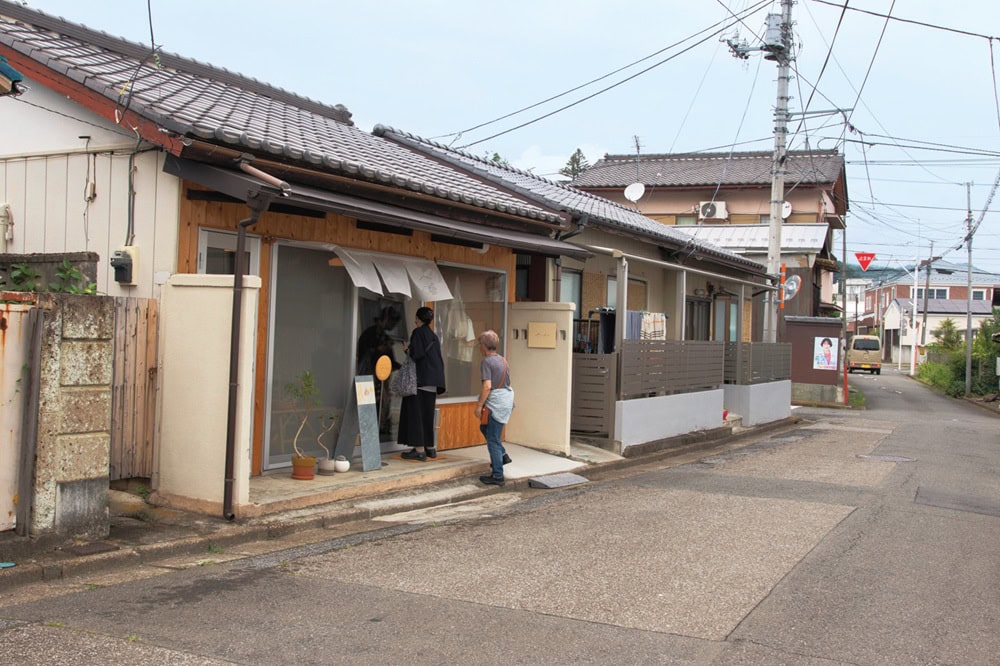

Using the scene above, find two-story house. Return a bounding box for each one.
[572,150,848,342]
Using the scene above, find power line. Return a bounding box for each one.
[457,3,771,149]
[810,0,999,41]
[435,0,771,144]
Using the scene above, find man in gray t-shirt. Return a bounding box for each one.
[474,330,514,485]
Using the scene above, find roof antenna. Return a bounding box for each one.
[623,135,645,206]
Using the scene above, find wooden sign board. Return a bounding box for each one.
[333,375,382,472]
[527,321,558,348]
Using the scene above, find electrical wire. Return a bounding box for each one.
[845,0,895,126]
[435,0,772,143]
[810,0,998,41]
[457,3,771,149]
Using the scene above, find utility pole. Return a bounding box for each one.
[911,256,918,376]
[727,0,793,342]
[965,183,974,395]
[920,241,933,348]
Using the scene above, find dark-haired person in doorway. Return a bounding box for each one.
[399,307,445,461]
[474,329,514,485]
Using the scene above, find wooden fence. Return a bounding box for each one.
[621,340,724,398]
[110,297,158,481]
[723,342,792,385]
[570,353,616,435]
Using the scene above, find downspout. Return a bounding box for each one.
[223,158,289,521]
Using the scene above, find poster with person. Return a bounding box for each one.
[813,336,839,370]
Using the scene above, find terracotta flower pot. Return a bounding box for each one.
[290,454,317,480]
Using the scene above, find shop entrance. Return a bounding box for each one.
[356,294,408,446]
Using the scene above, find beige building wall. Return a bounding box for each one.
[504,302,574,455]
[0,80,181,299]
[154,274,258,516]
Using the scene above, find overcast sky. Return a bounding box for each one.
[19,0,1000,275]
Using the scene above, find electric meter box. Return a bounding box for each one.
[110,245,138,285]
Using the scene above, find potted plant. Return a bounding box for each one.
[315,411,341,475]
[285,370,321,480]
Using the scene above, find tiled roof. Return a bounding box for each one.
[671,224,829,253]
[572,150,844,189]
[895,298,994,315]
[879,260,1000,287]
[0,2,561,225]
[373,125,765,274]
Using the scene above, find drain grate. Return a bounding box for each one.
[528,472,589,489]
[65,542,121,557]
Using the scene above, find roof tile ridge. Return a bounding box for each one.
[373,124,570,186]
[372,126,659,218]
[0,1,354,124]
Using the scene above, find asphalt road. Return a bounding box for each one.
[2,367,999,665]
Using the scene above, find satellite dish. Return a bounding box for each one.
[783,274,802,300]
[624,182,645,202]
[781,201,792,219]
[700,201,717,218]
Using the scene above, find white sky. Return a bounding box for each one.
[19,0,1000,275]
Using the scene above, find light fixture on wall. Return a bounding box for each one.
[693,288,707,297]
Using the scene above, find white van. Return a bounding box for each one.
[847,335,882,375]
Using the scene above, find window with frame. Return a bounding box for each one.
[560,269,582,316]
[973,289,986,301]
[916,287,947,299]
[607,276,647,309]
[435,264,507,400]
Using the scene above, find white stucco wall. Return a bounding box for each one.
[615,388,724,451]
[0,77,180,299]
[155,274,258,516]
[723,381,791,426]
[504,302,574,456]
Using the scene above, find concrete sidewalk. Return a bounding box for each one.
[0,421,792,591]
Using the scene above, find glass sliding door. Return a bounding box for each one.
[265,244,354,469]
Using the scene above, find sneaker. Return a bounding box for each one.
[425,447,437,459]
[479,475,505,486]
[502,453,512,465]
[401,448,426,461]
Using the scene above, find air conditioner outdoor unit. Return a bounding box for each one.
[698,201,728,220]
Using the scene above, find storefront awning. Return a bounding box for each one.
[164,156,592,260]
[330,246,452,301]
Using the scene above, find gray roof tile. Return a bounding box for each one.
[373,125,765,273]
[0,2,562,226]
[573,150,845,189]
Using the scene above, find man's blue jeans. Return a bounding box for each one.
[480,414,506,479]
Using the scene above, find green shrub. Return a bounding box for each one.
[915,360,953,391]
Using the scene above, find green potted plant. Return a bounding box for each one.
[285,370,321,480]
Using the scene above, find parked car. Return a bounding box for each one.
[847,335,882,375]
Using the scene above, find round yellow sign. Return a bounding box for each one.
[374,354,393,381]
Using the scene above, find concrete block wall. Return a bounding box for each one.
[31,293,114,539]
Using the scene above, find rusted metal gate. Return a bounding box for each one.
[570,353,616,436]
[110,297,158,481]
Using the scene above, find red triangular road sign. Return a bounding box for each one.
[855,252,876,271]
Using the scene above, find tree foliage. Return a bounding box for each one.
[930,318,963,351]
[559,148,590,180]
[488,152,511,168]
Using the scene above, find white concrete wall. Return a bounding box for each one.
[0,78,181,299]
[616,388,724,452]
[0,304,32,532]
[155,274,258,516]
[723,380,791,426]
[504,302,574,456]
